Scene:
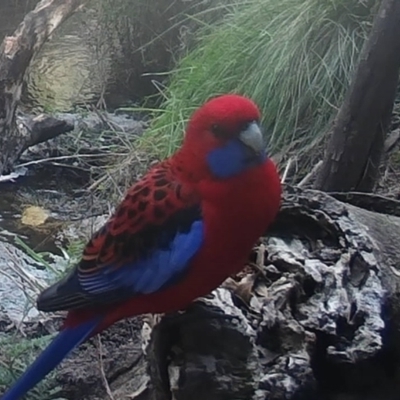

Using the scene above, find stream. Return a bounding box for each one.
[1,0,130,111]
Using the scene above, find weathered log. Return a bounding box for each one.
[0,113,75,182]
[131,185,400,400]
[18,113,75,152]
[19,110,145,153]
[0,0,88,175]
[2,186,400,400]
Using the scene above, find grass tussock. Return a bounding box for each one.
[136,0,379,162]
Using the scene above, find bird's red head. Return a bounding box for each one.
[177,94,267,180]
[185,94,261,141]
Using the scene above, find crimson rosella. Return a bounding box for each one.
[2,94,282,400]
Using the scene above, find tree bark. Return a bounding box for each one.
[0,0,88,176]
[314,0,400,192]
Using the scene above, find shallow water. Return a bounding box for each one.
[0,165,91,254]
[0,0,134,111]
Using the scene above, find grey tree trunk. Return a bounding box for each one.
[314,0,400,192]
[0,0,88,175]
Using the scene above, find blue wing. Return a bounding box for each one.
[37,207,203,312]
[79,219,203,295]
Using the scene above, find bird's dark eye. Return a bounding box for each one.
[211,119,259,138]
[211,124,223,136]
[211,124,228,138]
[239,121,251,131]
[239,119,258,132]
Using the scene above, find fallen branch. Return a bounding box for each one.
[20,113,75,151]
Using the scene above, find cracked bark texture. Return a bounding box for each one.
[30,185,399,400]
[0,0,88,175]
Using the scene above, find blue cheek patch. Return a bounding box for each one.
[207,139,266,179]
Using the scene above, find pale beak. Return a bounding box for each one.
[238,121,265,154]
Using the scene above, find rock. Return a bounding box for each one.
[0,241,59,325]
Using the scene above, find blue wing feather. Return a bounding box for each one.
[80,220,203,295]
[32,218,202,312]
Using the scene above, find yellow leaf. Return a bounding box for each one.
[21,206,49,227]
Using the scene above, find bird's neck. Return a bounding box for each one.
[170,147,208,183]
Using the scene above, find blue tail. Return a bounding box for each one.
[1,317,101,400]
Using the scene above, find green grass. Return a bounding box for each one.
[136,0,379,163]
